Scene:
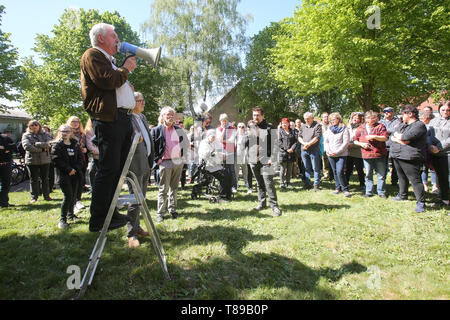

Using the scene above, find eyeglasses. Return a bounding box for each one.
[136,99,145,103]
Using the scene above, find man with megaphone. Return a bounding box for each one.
[80,22,137,233]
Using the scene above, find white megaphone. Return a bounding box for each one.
[117,42,162,68]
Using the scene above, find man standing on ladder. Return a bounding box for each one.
[80,23,137,232]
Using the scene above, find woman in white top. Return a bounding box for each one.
[324,113,351,197]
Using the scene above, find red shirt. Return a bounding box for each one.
[353,123,388,158]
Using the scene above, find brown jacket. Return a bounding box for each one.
[80,48,130,122]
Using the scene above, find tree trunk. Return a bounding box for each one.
[186,69,196,117]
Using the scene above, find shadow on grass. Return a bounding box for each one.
[0,221,367,300]
[280,202,351,212]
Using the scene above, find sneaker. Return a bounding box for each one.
[156,215,164,223]
[423,184,429,193]
[30,199,37,204]
[379,194,387,199]
[75,201,85,210]
[431,186,439,195]
[414,202,426,213]
[231,188,237,194]
[254,203,267,211]
[171,211,179,219]
[247,189,252,194]
[333,189,341,195]
[58,220,69,229]
[272,207,282,217]
[343,191,351,198]
[391,195,407,201]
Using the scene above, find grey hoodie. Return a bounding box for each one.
[427,116,450,157]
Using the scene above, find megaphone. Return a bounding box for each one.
[117,42,162,68]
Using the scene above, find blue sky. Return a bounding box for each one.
[1,0,301,60]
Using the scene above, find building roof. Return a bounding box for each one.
[0,108,32,121]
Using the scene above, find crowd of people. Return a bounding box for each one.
[1,23,448,250]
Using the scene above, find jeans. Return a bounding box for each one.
[279,161,293,187]
[235,163,251,189]
[345,156,365,187]
[301,148,322,186]
[385,151,398,185]
[430,154,449,201]
[59,174,79,221]
[363,157,387,196]
[250,162,278,209]
[328,156,349,192]
[224,163,237,189]
[421,167,437,186]
[26,163,50,200]
[0,162,12,206]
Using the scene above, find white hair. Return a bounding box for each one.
[89,23,114,47]
[303,112,314,120]
[159,106,175,117]
[134,91,143,100]
[219,113,228,121]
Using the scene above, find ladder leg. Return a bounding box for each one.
[127,173,171,280]
[77,133,141,299]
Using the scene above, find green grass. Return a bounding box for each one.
[0,177,448,300]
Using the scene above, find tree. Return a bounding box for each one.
[143,0,250,117]
[237,23,358,123]
[271,0,450,112]
[236,23,301,123]
[0,5,22,112]
[21,8,164,128]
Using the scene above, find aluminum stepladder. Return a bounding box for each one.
[77,133,170,299]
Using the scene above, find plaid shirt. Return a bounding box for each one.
[353,123,388,158]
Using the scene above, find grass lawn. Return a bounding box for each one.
[0,176,448,300]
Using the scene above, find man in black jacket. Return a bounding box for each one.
[247,106,281,216]
[390,105,427,212]
[0,133,16,207]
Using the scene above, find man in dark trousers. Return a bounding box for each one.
[247,106,281,216]
[0,132,16,207]
[80,22,137,232]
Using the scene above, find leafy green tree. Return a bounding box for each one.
[236,23,301,124]
[0,5,22,112]
[271,0,450,111]
[143,0,250,117]
[21,8,163,128]
[237,22,358,123]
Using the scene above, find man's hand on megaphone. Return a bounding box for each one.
[123,56,137,72]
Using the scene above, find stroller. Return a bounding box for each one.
[190,159,220,203]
